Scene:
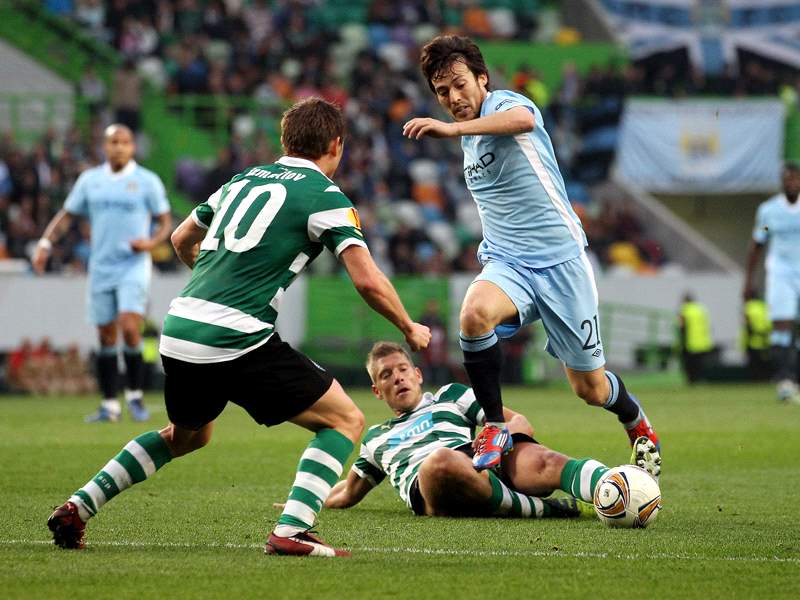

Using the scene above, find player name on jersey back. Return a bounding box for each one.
[160,156,366,364]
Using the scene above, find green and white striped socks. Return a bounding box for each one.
[487,471,553,518]
[275,429,353,536]
[69,431,172,522]
[559,458,609,503]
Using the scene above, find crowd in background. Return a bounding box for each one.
[5,0,797,277]
[4,337,96,395]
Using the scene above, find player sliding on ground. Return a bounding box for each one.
[47,98,431,557]
[320,342,660,519]
[403,36,660,470]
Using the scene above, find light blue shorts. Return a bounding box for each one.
[474,253,605,371]
[766,270,800,321]
[88,280,149,325]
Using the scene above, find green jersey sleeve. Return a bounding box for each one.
[307,185,367,256]
[351,443,386,487]
[191,186,224,230]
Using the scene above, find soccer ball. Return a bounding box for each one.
[593,465,661,528]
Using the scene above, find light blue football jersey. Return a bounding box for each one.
[753,194,800,274]
[461,89,587,268]
[64,161,170,290]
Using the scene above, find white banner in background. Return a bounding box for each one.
[616,98,785,193]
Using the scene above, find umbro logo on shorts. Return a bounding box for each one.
[592,348,602,358]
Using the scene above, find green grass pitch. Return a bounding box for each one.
[2,382,799,599]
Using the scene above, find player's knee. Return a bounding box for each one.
[121,328,141,347]
[573,380,606,406]
[333,404,365,444]
[421,448,467,483]
[460,303,495,336]
[159,424,211,457]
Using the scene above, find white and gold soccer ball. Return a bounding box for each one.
[593,465,661,528]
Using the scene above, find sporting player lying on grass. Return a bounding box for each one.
[324,342,661,518]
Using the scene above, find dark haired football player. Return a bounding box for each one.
[403,35,660,470]
[47,98,431,558]
[743,162,800,405]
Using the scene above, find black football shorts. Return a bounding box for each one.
[162,332,334,430]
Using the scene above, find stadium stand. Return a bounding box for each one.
[2,0,797,278]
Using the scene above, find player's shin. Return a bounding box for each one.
[558,458,609,503]
[96,346,121,415]
[771,330,797,384]
[123,343,145,400]
[68,431,172,521]
[460,331,504,423]
[274,428,353,536]
[487,471,558,518]
[602,371,640,423]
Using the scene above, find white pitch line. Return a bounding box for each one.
[2,539,798,564]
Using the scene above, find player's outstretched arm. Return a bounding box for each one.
[339,245,431,351]
[131,212,173,253]
[32,209,73,274]
[325,470,376,509]
[171,215,206,268]
[403,106,534,140]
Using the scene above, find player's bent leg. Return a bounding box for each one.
[48,425,182,549]
[267,380,362,557]
[119,312,149,421]
[460,280,519,470]
[159,421,214,458]
[289,379,365,443]
[417,448,491,516]
[501,441,567,497]
[565,366,661,451]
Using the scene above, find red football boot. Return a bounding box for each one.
[47,502,86,550]
[264,530,351,558]
[625,408,661,452]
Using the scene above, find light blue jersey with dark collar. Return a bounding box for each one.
[64,161,169,290]
[753,193,800,275]
[461,89,587,268]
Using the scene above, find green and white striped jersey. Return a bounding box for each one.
[160,156,366,363]
[351,383,486,508]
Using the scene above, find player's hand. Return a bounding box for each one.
[402,117,456,140]
[404,322,432,351]
[272,502,286,509]
[31,245,49,274]
[130,238,156,252]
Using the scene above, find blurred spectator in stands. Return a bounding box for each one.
[417,298,450,386]
[388,222,428,274]
[78,64,107,115]
[61,343,97,395]
[452,241,481,273]
[6,337,33,392]
[202,146,239,202]
[512,64,550,109]
[677,293,715,384]
[741,289,772,381]
[111,58,142,131]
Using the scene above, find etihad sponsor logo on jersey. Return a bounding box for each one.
[464,152,496,180]
[387,413,433,447]
[246,167,307,182]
